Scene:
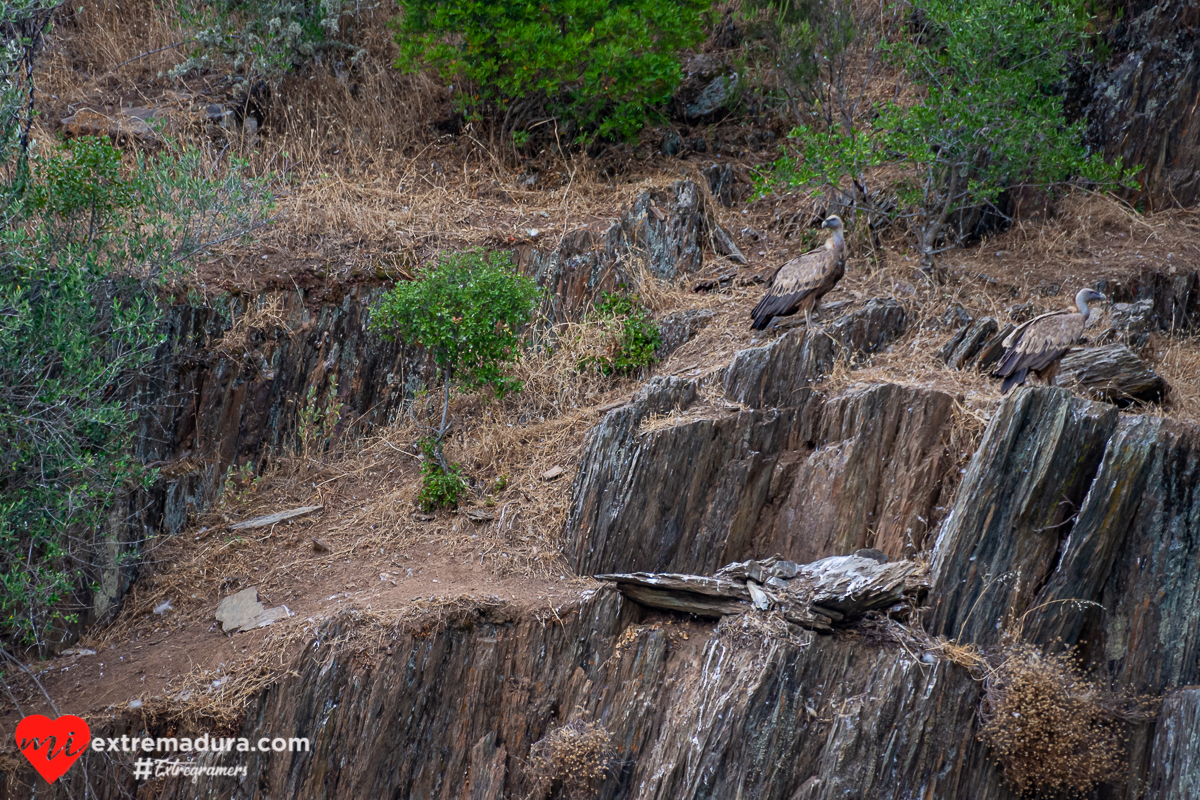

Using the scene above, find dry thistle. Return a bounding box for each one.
[979,641,1158,797]
[527,720,615,799]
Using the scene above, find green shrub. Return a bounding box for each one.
[580,292,662,376]
[762,0,1136,263]
[171,0,369,89]
[369,249,539,495]
[416,438,468,511]
[1,3,272,647]
[391,0,712,142]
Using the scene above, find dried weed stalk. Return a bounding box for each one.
[527,719,616,800]
[979,640,1158,797]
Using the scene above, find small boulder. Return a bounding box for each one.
[1055,344,1170,405]
[656,308,717,358]
[61,108,162,147]
[701,163,738,207]
[1095,299,1155,351]
[687,74,738,119]
[660,130,683,157]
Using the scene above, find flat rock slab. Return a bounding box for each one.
[229,505,323,530]
[597,553,926,632]
[216,587,291,633]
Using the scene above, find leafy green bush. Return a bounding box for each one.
[1,3,273,647]
[369,249,539,496]
[391,0,712,142]
[763,0,1136,263]
[580,292,662,376]
[416,438,468,511]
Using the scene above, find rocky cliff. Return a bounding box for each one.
[1088,1,1200,208]
[84,286,414,629]
[20,284,1200,798]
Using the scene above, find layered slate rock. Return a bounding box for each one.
[1146,688,1200,800]
[929,388,1120,646]
[90,288,411,627]
[568,309,952,575]
[930,388,1200,697]
[724,298,906,409]
[521,180,739,323]
[1087,1,1200,208]
[599,553,928,632]
[1054,343,1170,404]
[39,589,1017,800]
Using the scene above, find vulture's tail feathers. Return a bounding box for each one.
[1001,369,1027,394]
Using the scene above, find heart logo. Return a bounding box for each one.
[15,714,91,784]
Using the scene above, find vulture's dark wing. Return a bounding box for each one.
[992,311,1086,390]
[750,247,841,330]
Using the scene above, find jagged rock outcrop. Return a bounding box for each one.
[930,387,1200,700]
[724,299,906,408]
[937,315,1018,373]
[1054,343,1170,404]
[31,590,1018,800]
[1087,1,1200,207]
[1147,688,1200,800]
[599,553,928,631]
[1111,266,1200,332]
[86,288,412,628]
[521,180,739,323]
[656,308,717,358]
[1096,298,1156,350]
[568,303,953,576]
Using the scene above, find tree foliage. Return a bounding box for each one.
[765,0,1136,261]
[369,250,539,509]
[391,0,711,141]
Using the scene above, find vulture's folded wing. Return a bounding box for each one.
[993,312,1084,377]
[750,249,833,322]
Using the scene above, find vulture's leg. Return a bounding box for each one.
[1041,361,1060,387]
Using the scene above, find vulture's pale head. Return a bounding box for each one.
[821,215,844,232]
[1074,288,1106,318]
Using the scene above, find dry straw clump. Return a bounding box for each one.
[527,720,616,799]
[979,641,1157,797]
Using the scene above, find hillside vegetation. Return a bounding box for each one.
[3,1,1200,797]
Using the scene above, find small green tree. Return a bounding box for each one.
[391,0,711,142]
[763,0,1136,266]
[369,250,539,508]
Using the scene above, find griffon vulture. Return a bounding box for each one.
[750,215,846,331]
[992,288,1106,393]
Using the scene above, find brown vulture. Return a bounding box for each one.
[992,288,1106,393]
[750,215,846,331]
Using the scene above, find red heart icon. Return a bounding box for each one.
[15,714,91,783]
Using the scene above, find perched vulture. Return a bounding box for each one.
[750,215,846,331]
[992,288,1106,393]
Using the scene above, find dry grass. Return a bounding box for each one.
[1143,334,1200,421]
